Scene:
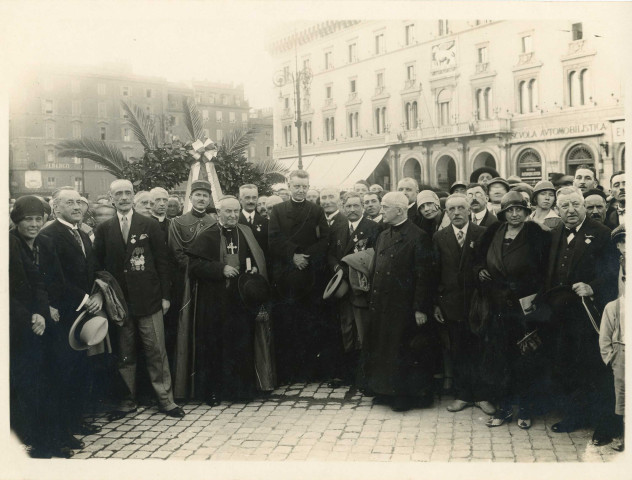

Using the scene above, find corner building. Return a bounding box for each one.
[267,20,625,190]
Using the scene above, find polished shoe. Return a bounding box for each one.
[517,407,532,430]
[165,406,185,418]
[359,387,376,397]
[50,446,75,458]
[611,437,624,452]
[74,422,102,435]
[206,394,222,407]
[447,399,473,412]
[551,418,582,433]
[28,445,53,459]
[592,429,613,447]
[475,400,497,415]
[107,408,137,422]
[391,396,412,412]
[327,378,349,389]
[486,409,513,428]
[62,435,85,450]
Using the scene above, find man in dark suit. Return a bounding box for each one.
[39,188,103,449]
[238,184,268,254]
[366,192,435,412]
[432,194,495,415]
[545,186,619,443]
[93,179,184,419]
[466,183,498,227]
[268,170,330,383]
[327,192,379,387]
[397,177,420,225]
[605,170,625,230]
[321,187,347,228]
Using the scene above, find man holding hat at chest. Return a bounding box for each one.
[187,196,268,406]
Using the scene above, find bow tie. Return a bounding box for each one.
[565,227,577,234]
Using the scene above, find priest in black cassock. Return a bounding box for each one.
[187,196,268,406]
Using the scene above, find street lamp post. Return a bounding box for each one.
[273,56,312,170]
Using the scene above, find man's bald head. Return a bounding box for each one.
[397,177,419,203]
[381,192,409,225]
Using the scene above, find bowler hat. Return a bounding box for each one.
[342,248,375,276]
[276,267,315,300]
[10,195,46,224]
[323,269,349,300]
[612,224,625,243]
[469,166,500,184]
[532,180,556,203]
[498,191,531,219]
[69,310,108,351]
[238,273,270,310]
[449,180,468,194]
[190,179,213,195]
[507,175,522,185]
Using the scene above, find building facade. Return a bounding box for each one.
[267,20,625,191]
[9,64,265,198]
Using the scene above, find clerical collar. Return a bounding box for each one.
[219,221,236,231]
[326,210,340,221]
[57,217,79,230]
[191,208,206,218]
[392,218,408,228]
[152,214,166,222]
[291,197,305,203]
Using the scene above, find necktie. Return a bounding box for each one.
[456,230,465,247]
[121,215,129,244]
[249,215,253,225]
[472,215,480,225]
[71,228,86,256]
[349,224,355,237]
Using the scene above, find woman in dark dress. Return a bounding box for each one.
[476,191,551,428]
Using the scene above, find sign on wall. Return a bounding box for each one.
[25,170,42,189]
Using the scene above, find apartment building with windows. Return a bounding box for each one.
[10,64,259,198]
[267,20,624,191]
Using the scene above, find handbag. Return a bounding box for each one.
[519,292,553,324]
[516,329,542,356]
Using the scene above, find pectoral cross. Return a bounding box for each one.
[227,240,238,254]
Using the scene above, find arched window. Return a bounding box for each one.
[381,107,387,132]
[437,89,451,125]
[375,108,381,133]
[354,112,359,136]
[324,118,330,141]
[484,87,491,119]
[476,89,483,120]
[348,113,354,137]
[566,143,594,174]
[405,102,411,130]
[517,148,542,185]
[519,80,527,114]
[579,68,589,105]
[528,79,537,112]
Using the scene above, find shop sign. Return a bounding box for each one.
[25,170,42,189]
[519,165,542,186]
[613,121,625,142]
[511,122,607,142]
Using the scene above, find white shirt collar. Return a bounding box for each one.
[117,210,132,223]
[573,216,587,232]
[349,219,361,231]
[153,213,166,222]
[473,209,486,221]
[57,217,78,230]
[326,210,340,221]
[393,218,408,227]
[452,222,469,237]
[242,209,255,221]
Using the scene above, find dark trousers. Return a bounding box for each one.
[447,320,493,402]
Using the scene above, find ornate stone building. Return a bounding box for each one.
[267,20,625,190]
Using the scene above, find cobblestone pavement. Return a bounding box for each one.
[72,383,622,462]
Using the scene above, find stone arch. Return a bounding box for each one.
[560,141,598,176]
[471,150,498,171]
[402,156,423,187]
[435,154,457,191]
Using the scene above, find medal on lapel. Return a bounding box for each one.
[130,247,145,271]
[256,224,262,232]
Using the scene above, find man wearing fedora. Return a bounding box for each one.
[545,186,619,444]
[365,192,436,412]
[187,196,268,405]
[93,179,184,419]
[39,188,105,447]
[326,191,379,388]
[268,169,330,383]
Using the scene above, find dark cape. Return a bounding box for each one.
[181,223,267,400]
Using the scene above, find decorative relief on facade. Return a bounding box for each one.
[431,40,457,74]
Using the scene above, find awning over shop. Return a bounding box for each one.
[277,147,389,189]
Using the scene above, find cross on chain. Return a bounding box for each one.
[227,240,238,254]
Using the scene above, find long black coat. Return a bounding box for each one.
[93,211,171,317]
[366,220,434,396]
[432,222,487,323]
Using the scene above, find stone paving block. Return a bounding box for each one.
[128,450,151,459]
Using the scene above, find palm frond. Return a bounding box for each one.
[182,97,204,141]
[221,127,258,156]
[57,138,127,177]
[121,101,160,150]
[252,156,289,178]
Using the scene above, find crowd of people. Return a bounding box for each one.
[9,163,626,459]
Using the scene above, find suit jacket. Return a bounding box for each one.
[328,216,379,271]
[605,207,620,230]
[39,219,97,320]
[472,209,498,228]
[544,216,619,309]
[238,210,268,254]
[407,203,420,225]
[93,210,171,317]
[268,200,330,279]
[432,222,486,323]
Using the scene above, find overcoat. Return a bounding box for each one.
[365,220,434,396]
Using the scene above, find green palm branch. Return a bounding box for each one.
[120,101,161,150]
[182,97,204,141]
[251,156,289,181]
[57,137,127,177]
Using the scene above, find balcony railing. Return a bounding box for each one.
[404,79,416,89]
[475,62,489,74]
[518,52,534,64]
[384,118,511,143]
[374,86,385,96]
[323,98,334,107]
